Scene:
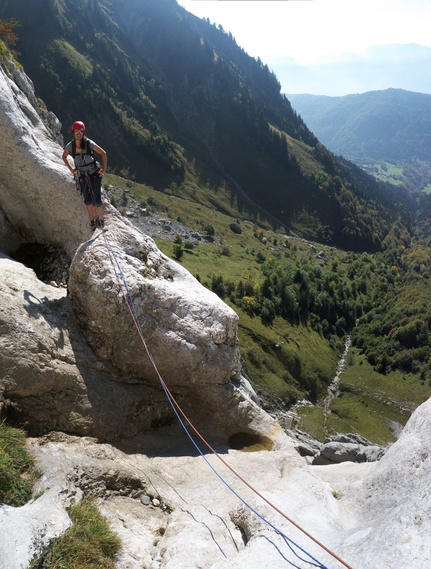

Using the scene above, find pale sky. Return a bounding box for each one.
[179,0,431,94]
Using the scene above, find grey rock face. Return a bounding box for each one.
[0,254,171,439]
[0,58,90,257]
[313,433,386,465]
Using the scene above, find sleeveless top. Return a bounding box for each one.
[66,138,99,175]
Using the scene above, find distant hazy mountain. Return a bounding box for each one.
[288,88,431,193]
[274,44,431,97]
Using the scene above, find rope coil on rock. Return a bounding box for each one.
[83,178,353,569]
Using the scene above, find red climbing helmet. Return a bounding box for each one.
[71,120,86,132]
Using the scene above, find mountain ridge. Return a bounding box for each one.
[288,88,431,193]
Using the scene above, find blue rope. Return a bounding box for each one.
[158,377,329,569]
[96,229,332,569]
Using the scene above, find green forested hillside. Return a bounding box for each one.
[288,89,431,193]
[0,0,413,251]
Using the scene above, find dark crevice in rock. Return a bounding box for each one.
[12,243,71,287]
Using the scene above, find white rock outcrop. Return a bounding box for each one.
[0,58,88,257]
[0,253,172,439]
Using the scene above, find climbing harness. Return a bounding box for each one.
[86,194,353,569]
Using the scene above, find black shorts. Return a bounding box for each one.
[79,171,102,207]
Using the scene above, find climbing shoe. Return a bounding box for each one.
[97,219,105,228]
[90,218,97,230]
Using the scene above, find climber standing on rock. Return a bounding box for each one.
[62,121,108,229]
